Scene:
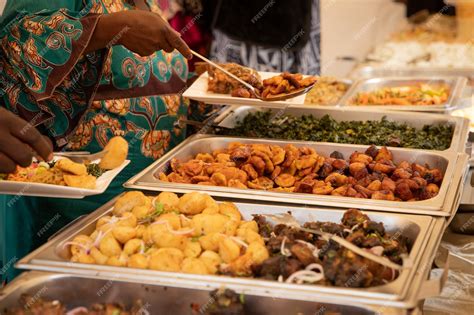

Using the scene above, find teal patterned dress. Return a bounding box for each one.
[0,0,198,282]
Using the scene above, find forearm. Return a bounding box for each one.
[84,13,129,54]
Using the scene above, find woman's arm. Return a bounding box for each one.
[86,10,192,59]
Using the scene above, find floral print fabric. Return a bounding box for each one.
[0,0,190,173]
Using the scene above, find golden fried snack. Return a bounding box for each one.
[55,158,87,175]
[99,136,129,170]
[63,174,96,189]
[161,144,443,202]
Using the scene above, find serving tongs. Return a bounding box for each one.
[191,50,315,102]
[263,213,411,271]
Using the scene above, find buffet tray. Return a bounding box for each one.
[124,134,469,216]
[339,76,467,113]
[16,194,442,308]
[0,272,423,315]
[214,105,471,154]
[351,66,474,85]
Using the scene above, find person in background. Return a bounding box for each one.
[0,0,195,283]
[203,0,321,75]
[396,0,455,17]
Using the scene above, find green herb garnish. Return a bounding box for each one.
[217,111,454,150]
[87,163,106,177]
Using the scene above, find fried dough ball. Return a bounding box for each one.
[99,235,122,257]
[71,252,95,264]
[154,192,180,212]
[89,247,108,265]
[149,248,184,272]
[239,220,259,232]
[157,212,181,230]
[219,238,241,263]
[113,191,149,216]
[227,252,254,276]
[181,257,209,275]
[193,213,230,235]
[128,253,149,269]
[116,212,138,228]
[246,242,269,264]
[123,238,145,255]
[178,192,219,215]
[199,250,222,274]
[135,224,147,238]
[132,205,152,220]
[184,240,202,258]
[151,224,187,250]
[199,233,224,252]
[99,136,128,170]
[69,235,93,256]
[106,253,128,267]
[219,202,242,224]
[236,228,264,245]
[112,226,137,244]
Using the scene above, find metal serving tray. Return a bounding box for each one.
[213,105,471,153]
[351,66,474,85]
[0,272,423,315]
[124,135,469,216]
[16,194,440,308]
[303,79,353,106]
[339,76,467,113]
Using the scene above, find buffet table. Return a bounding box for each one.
[1,9,474,315]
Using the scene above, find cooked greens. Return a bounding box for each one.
[217,111,453,150]
[87,163,106,177]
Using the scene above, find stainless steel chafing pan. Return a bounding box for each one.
[0,271,420,315]
[16,193,440,308]
[124,134,469,216]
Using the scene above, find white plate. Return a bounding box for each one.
[0,159,130,199]
[183,71,306,107]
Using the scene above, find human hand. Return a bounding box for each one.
[98,10,192,58]
[0,108,53,173]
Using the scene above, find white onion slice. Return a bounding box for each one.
[369,246,385,256]
[280,236,292,257]
[285,270,324,284]
[66,307,89,315]
[230,236,249,248]
[62,242,90,253]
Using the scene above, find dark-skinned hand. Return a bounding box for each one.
[0,107,53,173]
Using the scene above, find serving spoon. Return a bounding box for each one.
[191,50,316,102]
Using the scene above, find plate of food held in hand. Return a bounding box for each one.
[0,136,130,199]
[183,62,317,107]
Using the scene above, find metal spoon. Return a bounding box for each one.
[191,50,315,102]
